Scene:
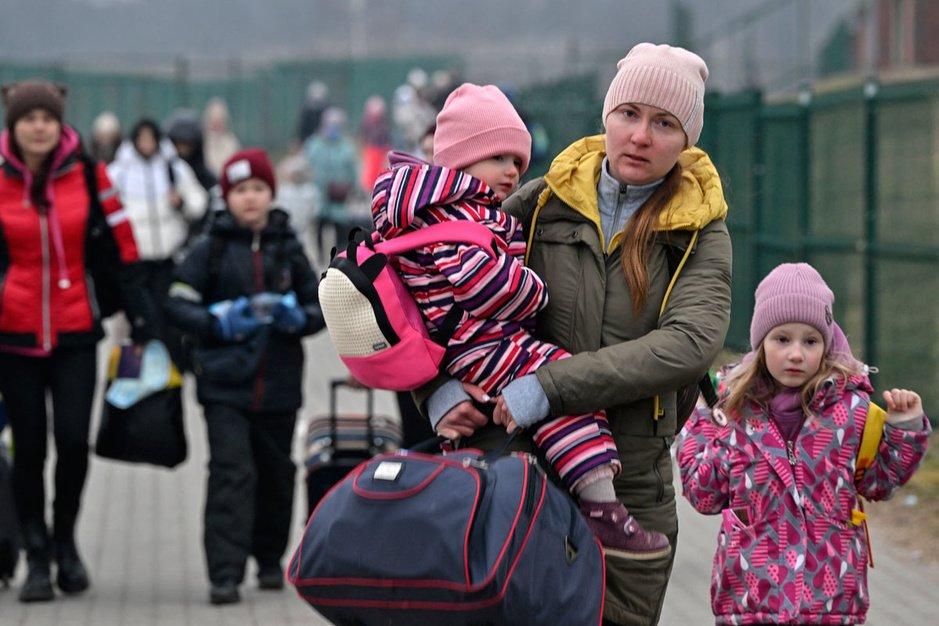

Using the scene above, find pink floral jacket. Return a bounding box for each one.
[676,374,930,624]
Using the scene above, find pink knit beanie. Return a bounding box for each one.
[433,83,531,175]
[750,263,835,351]
[602,43,709,146]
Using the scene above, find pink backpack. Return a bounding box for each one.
[318,222,495,391]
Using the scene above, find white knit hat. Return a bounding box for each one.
[602,43,709,146]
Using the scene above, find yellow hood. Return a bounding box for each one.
[541,134,728,249]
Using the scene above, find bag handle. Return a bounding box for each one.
[329,379,375,451]
[374,221,496,257]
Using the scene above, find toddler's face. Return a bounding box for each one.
[464,154,522,201]
[762,323,825,389]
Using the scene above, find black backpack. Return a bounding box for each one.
[80,153,125,318]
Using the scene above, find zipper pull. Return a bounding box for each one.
[786,440,797,466]
[251,233,260,252]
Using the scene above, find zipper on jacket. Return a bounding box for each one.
[251,231,265,410]
[39,214,52,351]
[608,184,627,251]
[786,440,797,466]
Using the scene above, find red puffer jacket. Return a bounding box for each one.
[0,125,143,354]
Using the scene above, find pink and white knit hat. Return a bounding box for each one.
[433,83,531,175]
[602,43,709,146]
[750,263,836,351]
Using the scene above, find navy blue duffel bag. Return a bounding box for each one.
[288,441,604,625]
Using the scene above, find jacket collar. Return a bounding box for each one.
[542,134,729,249]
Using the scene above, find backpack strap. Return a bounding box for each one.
[852,401,887,568]
[855,401,887,482]
[374,221,496,256]
[206,234,227,297]
[79,153,104,218]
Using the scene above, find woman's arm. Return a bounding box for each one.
[535,218,732,417]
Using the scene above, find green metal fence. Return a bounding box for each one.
[699,77,939,416]
[0,56,458,150]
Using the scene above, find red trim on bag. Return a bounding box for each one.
[351,463,448,500]
[298,477,549,612]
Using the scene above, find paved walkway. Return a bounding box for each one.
[2,331,937,624]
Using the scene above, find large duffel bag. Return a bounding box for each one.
[288,441,604,625]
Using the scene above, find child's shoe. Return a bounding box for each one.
[579,500,671,561]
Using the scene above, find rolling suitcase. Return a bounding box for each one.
[304,379,401,516]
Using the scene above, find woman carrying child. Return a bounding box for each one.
[421,44,732,625]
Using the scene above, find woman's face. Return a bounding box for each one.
[604,103,686,185]
[13,109,62,163]
[135,128,158,159]
[227,178,272,231]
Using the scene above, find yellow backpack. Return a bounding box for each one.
[852,401,888,568]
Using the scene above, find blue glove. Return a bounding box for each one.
[271,291,307,334]
[209,296,262,342]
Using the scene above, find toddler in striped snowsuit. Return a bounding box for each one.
[370,83,670,561]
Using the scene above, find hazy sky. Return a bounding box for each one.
[0,0,861,92]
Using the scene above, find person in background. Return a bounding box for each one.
[304,107,358,260]
[166,108,222,241]
[89,111,121,164]
[107,119,208,368]
[0,79,156,603]
[275,144,319,261]
[358,95,390,195]
[202,98,241,177]
[296,81,329,145]
[164,148,324,605]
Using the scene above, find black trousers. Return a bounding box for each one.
[0,346,97,541]
[202,403,297,584]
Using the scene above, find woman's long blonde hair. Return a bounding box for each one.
[721,344,864,420]
[619,163,683,313]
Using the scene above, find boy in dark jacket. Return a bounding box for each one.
[164,148,324,605]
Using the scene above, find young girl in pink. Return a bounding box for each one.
[371,83,670,560]
[677,263,930,624]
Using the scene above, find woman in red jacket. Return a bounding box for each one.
[0,80,154,603]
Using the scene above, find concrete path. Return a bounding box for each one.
[2,331,936,624]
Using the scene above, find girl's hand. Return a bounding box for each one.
[492,396,519,433]
[883,389,924,423]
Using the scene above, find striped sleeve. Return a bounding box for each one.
[94,161,139,264]
[431,240,548,323]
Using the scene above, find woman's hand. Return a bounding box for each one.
[883,389,924,424]
[493,396,519,433]
[436,383,491,440]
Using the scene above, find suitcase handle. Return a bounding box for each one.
[329,379,376,452]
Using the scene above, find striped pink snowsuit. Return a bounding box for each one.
[371,156,620,488]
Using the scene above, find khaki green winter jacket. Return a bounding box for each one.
[501,135,732,437]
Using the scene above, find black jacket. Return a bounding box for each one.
[164,208,324,411]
